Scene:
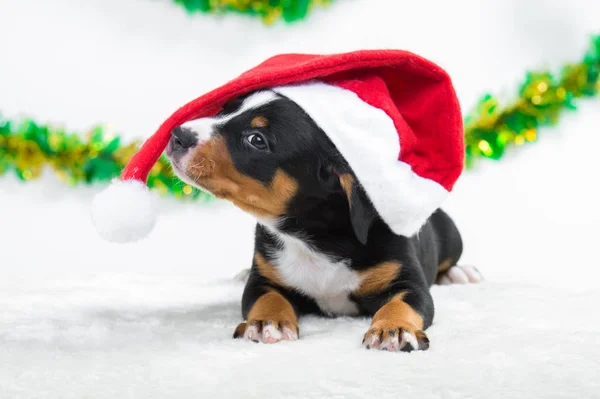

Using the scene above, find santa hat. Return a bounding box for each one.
[92,50,464,243]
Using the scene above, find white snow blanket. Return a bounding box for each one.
[1,0,599,398]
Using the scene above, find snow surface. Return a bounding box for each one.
[1,0,600,398]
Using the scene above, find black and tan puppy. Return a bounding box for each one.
[166,90,481,352]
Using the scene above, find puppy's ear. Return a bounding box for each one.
[338,173,377,245]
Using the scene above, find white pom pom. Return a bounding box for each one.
[92,179,157,243]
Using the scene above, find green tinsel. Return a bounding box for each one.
[464,35,599,168]
[0,120,212,201]
[1,35,599,201]
[171,0,333,24]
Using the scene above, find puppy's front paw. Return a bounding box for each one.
[363,321,429,352]
[233,319,298,344]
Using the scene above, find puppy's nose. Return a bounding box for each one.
[170,126,197,151]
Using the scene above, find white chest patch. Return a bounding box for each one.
[271,233,360,316]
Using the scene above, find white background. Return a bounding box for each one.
[1,0,599,398]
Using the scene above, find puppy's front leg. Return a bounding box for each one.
[356,267,434,352]
[233,273,299,344]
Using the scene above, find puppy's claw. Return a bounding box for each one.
[363,327,429,352]
[234,319,298,344]
[244,321,262,342]
[262,322,282,344]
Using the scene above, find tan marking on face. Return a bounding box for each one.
[250,116,269,129]
[437,258,454,274]
[185,136,298,218]
[355,261,400,296]
[255,253,288,288]
[338,173,354,205]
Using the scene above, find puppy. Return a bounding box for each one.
[166,90,481,352]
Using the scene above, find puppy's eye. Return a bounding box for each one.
[245,133,268,150]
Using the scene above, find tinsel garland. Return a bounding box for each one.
[171,0,333,24]
[464,36,599,168]
[0,122,211,201]
[1,35,598,201]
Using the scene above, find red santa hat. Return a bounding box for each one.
[92,50,464,243]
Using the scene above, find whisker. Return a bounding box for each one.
[188,159,206,170]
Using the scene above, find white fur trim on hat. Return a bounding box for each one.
[273,82,449,237]
[91,179,157,243]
